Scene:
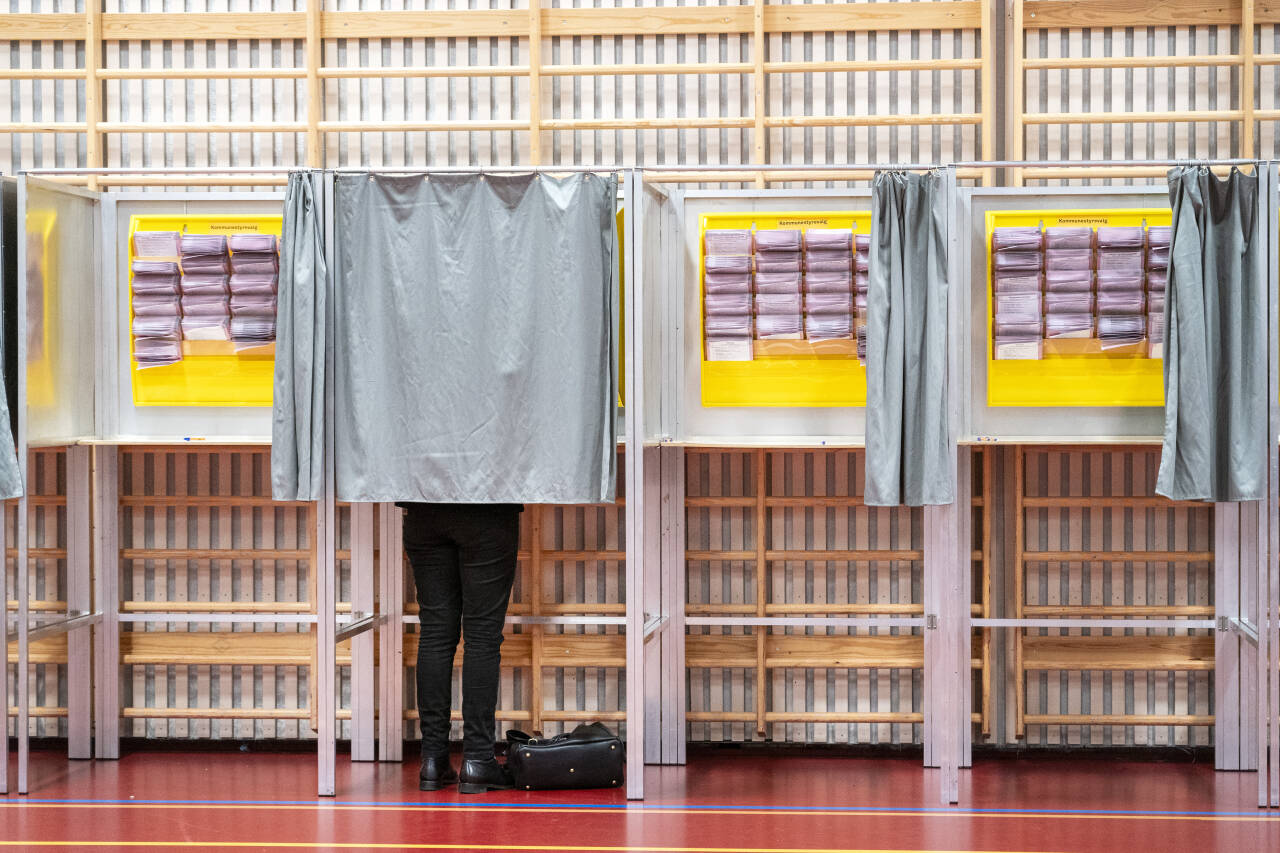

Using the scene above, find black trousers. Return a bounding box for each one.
[401,503,522,760]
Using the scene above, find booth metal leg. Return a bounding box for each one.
[316,488,337,797]
[642,445,663,765]
[659,445,686,766]
[923,447,971,805]
[93,446,120,760]
[1215,501,1261,772]
[16,490,28,793]
[65,445,92,760]
[349,503,375,762]
[377,503,405,762]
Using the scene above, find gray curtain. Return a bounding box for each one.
[865,170,953,506]
[1157,166,1265,502]
[271,171,328,501]
[0,380,21,499]
[0,180,21,499]
[331,172,618,504]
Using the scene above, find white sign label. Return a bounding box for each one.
[996,341,1041,360]
[706,340,754,362]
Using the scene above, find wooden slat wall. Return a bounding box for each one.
[1014,0,1278,183]
[1,0,991,185]
[1016,447,1215,746]
[4,449,68,736]
[118,447,321,739]
[684,449,984,744]
[4,445,1228,748]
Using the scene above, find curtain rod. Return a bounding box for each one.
[20,158,1266,177]
[951,158,1261,169]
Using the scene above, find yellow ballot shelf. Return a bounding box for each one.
[129,214,281,408]
[986,208,1170,408]
[700,211,869,408]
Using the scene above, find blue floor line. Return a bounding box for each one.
[6,797,1280,819]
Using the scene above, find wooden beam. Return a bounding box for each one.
[528,0,543,167]
[1022,109,1244,125]
[980,0,995,186]
[1023,0,1280,29]
[753,0,767,189]
[761,2,982,33]
[306,0,322,167]
[1023,605,1214,617]
[3,4,987,45]
[1243,0,1256,158]
[102,13,306,40]
[1022,634,1216,671]
[687,710,923,723]
[765,113,983,128]
[1023,550,1214,562]
[84,1,102,192]
[1023,55,1243,69]
[1021,495,1207,508]
[1025,713,1215,726]
[0,14,86,40]
[322,10,522,39]
[687,633,987,670]
[99,68,308,80]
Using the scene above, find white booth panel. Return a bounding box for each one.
[660,189,873,446]
[960,186,1169,443]
[19,178,98,446]
[102,193,283,443]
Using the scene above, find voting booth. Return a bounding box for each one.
[6,163,1280,807]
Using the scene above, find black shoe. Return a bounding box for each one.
[419,753,458,791]
[457,757,514,794]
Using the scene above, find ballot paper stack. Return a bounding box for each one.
[131,232,184,367]
[802,229,855,347]
[228,235,280,348]
[703,229,755,361]
[1145,226,1170,359]
[180,234,231,342]
[1094,226,1147,350]
[991,226,1044,359]
[1041,226,1096,344]
[753,230,804,341]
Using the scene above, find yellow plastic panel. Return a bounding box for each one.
[24,207,56,411]
[985,208,1170,408]
[129,214,281,407]
[700,211,869,408]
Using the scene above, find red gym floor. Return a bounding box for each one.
[3,747,1279,852]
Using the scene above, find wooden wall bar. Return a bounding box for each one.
[0,0,992,186]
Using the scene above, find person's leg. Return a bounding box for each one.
[402,506,464,771]
[453,506,520,790]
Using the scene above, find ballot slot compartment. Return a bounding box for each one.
[103,193,284,441]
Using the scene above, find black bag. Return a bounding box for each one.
[505,722,625,790]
